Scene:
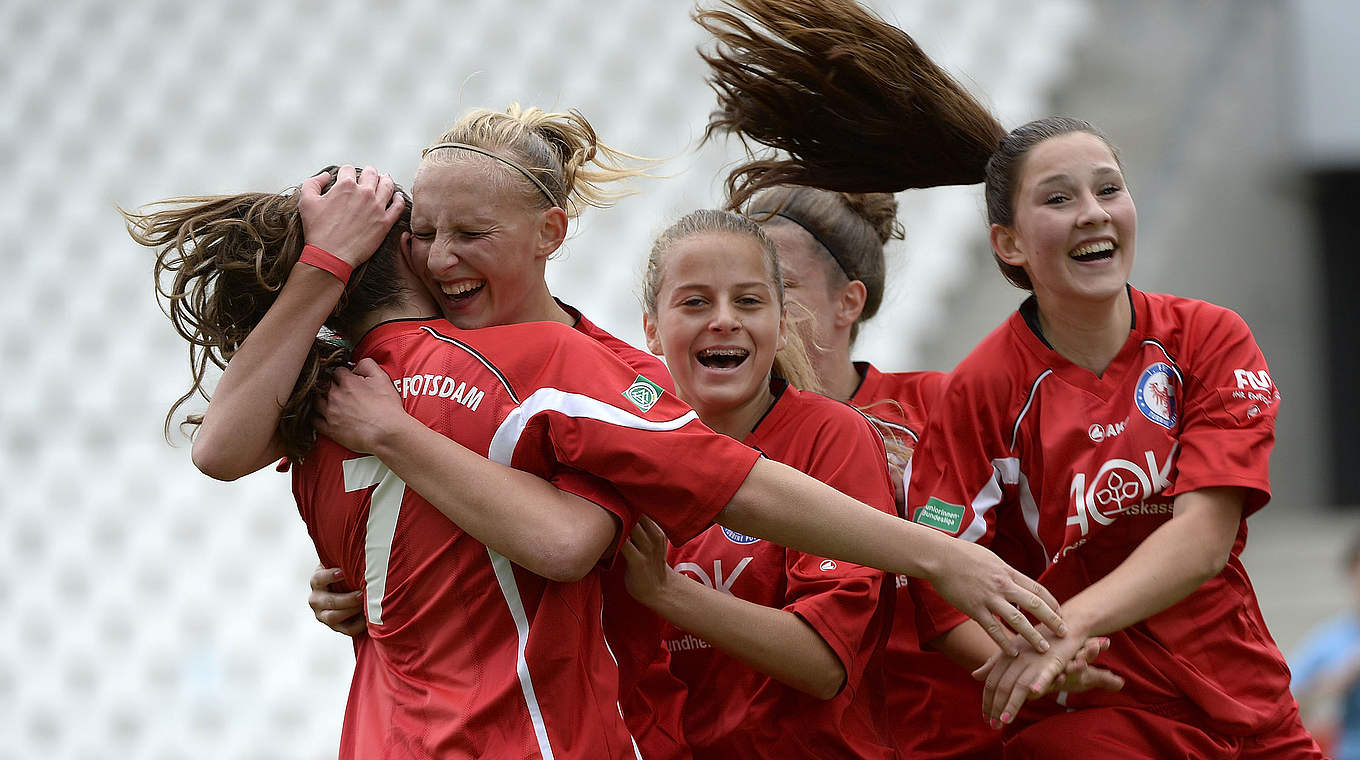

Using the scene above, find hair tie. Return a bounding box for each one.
[422,142,558,206]
[753,210,853,280]
[298,244,353,284]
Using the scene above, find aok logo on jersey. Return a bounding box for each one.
[1066,446,1176,537]
[674,557,753,595]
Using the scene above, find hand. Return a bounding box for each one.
[299,164,405,268]
[621,516,675,608]
[308,565,367,638]
[930,539,1066,656]
[972,627,1115,727]
[315,358,406,453]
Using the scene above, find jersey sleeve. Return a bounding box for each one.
[1166,305,1279,515]
[780,410,895,693]
[903,368,1021,643]
[497,337,761,545]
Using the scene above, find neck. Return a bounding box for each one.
[522,287,575,327]
[352,298,438,340]
[695,379,777,441]
[813,342,861,402]
[1034,289,1131,376]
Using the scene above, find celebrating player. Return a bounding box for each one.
[621,208,897,757]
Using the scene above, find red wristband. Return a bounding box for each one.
[299,244,353,284]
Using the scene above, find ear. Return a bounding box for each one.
[642,311,664,356]
[535,206,569,259]
[833,280,867,329]
[991,223,1027,268]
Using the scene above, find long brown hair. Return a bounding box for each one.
[696,0,1006,208]
[123,167,412,460]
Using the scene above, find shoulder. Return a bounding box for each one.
[567,305,675,393]
[1139,289,1257,348]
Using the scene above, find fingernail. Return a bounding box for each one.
[1057,624,1069,636]
[1001,713,1012,724]
[1039,639,1050,652]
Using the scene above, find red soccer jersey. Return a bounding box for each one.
[293,317,759,759]
[906,287,1293,737]
[660,382,898,760]
[851,364,1001,759]
[563,301,693,760]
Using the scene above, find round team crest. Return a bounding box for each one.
[721,526,760,545]
[1134,362,1178,429]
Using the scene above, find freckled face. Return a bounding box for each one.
[408,160,556,329]
[644,231,786,427]
[998,132,1138,307]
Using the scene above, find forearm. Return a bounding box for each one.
[193,264,344,479]
[719,458,952,580]
[370,412,615,580]
[1059,487,1244,639]
[640,574,846,699]
[932,621,999,671]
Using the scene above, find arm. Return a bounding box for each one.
[622,517,846,699]
[192,166,404,480]
[978,486,1243,723]
[318,360,619,581]
[718,457,1065,655]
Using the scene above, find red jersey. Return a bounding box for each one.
[907,287,1294,737]
[661,382,898,759]
[851,364,1000,759]
[563,301,693,760]
[294,318,759,759]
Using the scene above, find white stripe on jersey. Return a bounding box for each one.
[488,386,699,466]
[959,458,1047,561]
[486,547,557,760]
[480,386,694,760]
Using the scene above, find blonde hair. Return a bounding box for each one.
[420,104,655,219]
[643,209,818,393]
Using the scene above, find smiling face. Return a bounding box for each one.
[643,229,786,436]
[407,159,566,329]
[991,131,1137,310]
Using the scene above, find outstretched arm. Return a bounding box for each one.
[622,517,846,699]
[192,165,403,480]
[718,458,1066,656]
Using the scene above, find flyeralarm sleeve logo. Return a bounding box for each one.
[622,375,664,412]
[913,497,966,534]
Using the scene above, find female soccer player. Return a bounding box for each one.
[907,116,1326,759]
[621,208,898,758]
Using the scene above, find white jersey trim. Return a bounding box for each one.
[486,547,557,760]
[489,386,699,466]
[1011,370,1053,450]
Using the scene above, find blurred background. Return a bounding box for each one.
[2,0,1356,756]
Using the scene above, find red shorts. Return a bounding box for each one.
[1002,704,1326,760]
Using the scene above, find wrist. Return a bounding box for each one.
[368,406,422,459]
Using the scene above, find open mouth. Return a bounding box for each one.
[1069,240,1115,262]
[696,347,750,369]
[440,280,485,303]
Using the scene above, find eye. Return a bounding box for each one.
[1044,193,1070,205]
[679,296,707,308]
[736,295,765,307]
[411,229,435,241]
[1098,183,1122,196]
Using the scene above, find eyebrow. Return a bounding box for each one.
[672,280,774,292]
[1034,166,1122,187]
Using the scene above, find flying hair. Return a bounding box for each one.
[696,0,1006,208]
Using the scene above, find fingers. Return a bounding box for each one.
[1014,574,1066,637]
[1086,667,1125,693]
[309,566,344,591]
[979,617,1019,658]
[990,597,1049,655]
[301,170,331,201]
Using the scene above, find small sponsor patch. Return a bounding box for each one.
[1134,362,1178,429]
[622,375,664,412]
[819,559,837,572]
[913,497,966,534]
[721,526,760,545]
[1217,386,1279,424]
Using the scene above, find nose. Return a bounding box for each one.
[708,301,741,333]
[1077,190,1112,227]
[425,237,460,274]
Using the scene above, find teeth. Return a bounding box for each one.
[696,347,750,368]
[698,348,749,359]
[1069,241,1115,258]
[440,280,483,296]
